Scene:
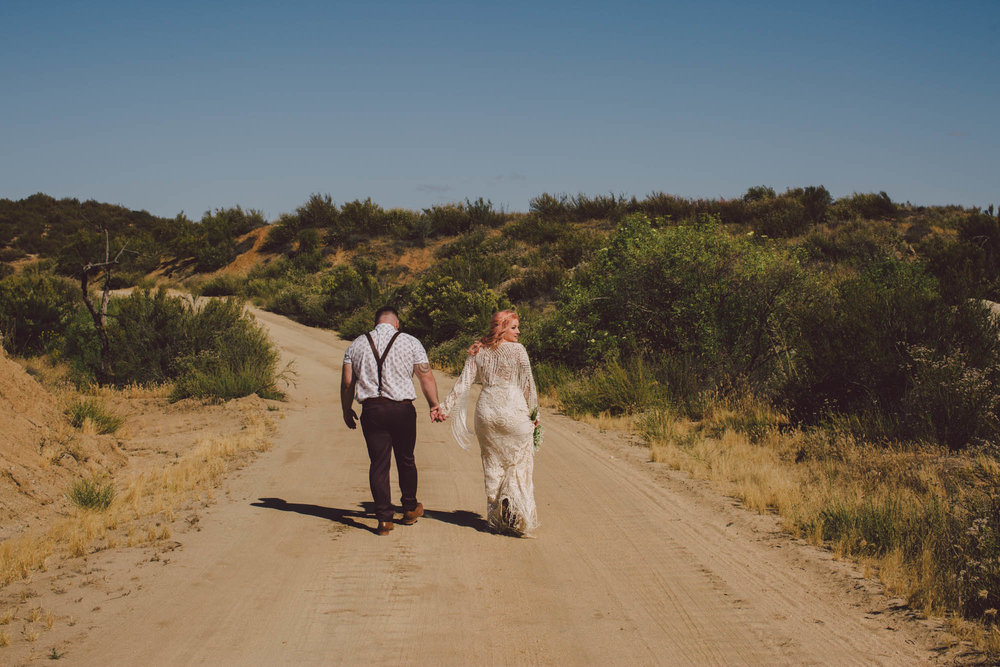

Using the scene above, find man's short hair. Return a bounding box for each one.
[374,306,399,324]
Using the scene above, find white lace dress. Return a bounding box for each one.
[440,341,539,536]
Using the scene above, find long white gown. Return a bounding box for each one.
[440,341,539,536]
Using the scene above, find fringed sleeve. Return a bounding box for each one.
[518,344,538,414]
[441,354,478,450]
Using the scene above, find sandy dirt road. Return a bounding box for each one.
[60,309,947,665]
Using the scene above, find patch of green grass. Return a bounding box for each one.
[68,477,115,511]
[66,399,123,434]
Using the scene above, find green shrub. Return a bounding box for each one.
[68,477,115,511]
[802,220,905,266]
[506,264,565,302]
[0,247,25,262]
[787,185,832,224]
[387,208,432,243]
[920,210,1000,302]
[464,197,506,228]
[404,275,505,349]
[101,288,191,384]
[952,497,1000,623]
[60,290,284,402]
[503,215,570,245]
[561,356,670,416]
[748,197,810,237]
[533,215,808,394]
[316,264,378,326]
[67,398,124,433]
[528,193,571,221]
[338,305,377,340]
[296,193,338,228]
[829,191,897,221]
[783,260,1000,447]
[555,228,604,267]
[428,336,473,374]
[0,271,79,356]
[530,361,573,397]
[904,345,1000,450]
[273,287,329,325]
[262,214,301,251]
[566,192,630,222]
[743,185,776,202]
[196,274,245,297]
[333,198,387,245]
[637,191,693,221]
[424,203,471,236]
[170,298,283,401]
[188,207,264,272]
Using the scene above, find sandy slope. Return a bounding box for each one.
[40,309,958,665]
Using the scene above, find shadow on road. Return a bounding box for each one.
[251,497,491,534]
[251,497,378,534]
[423,508,491,533]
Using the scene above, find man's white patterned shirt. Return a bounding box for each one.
[343,323,430,403]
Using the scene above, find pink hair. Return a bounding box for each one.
[468,310,518,355]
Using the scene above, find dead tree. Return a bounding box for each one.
[80,229,134,383]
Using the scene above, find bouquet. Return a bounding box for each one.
[530,407,543,451]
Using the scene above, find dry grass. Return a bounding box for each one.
[562,393,1000,657]
[0,412,271,587]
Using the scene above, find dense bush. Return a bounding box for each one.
[743,185,776,202]
[506,264,566,302]
[531,215,808,395]
[195,273,245,297]
[747,197,810,237]
[801,219,906,266]
[422,203,469,236]
[919,209,1000,302]
[783,260,1000,448]
[386,208,432,243]
[403,275,505,350]
[829,191,897,221]
[63,289,283,400]
[262,213,301,251]
[101,288,193,384]
[0,271,80,356]
[171,298,282,401]
[296,193,338,228]
[333,198,388,245]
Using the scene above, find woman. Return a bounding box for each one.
[439,310,540,536]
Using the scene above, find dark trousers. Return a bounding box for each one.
[360,399,418,522]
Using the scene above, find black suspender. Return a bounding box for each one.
[365,331,402,397]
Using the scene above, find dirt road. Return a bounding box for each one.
[62,309,943,665]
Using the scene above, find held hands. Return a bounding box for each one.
[429,406,447,423]
[343,408,359,430]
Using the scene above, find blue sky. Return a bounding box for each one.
[1,1,997,220]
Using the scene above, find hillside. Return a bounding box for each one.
[0,346,125,540]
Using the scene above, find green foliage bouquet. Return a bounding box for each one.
[530,407,543,451]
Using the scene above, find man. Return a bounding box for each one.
[341,306,443,535]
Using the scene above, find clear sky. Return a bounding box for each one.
[2,1,997,220]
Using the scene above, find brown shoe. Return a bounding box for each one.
[401,503,424,525]
[376,520,394,536]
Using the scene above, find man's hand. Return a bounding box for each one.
[414,361,442,420]
[340,363,358,430]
